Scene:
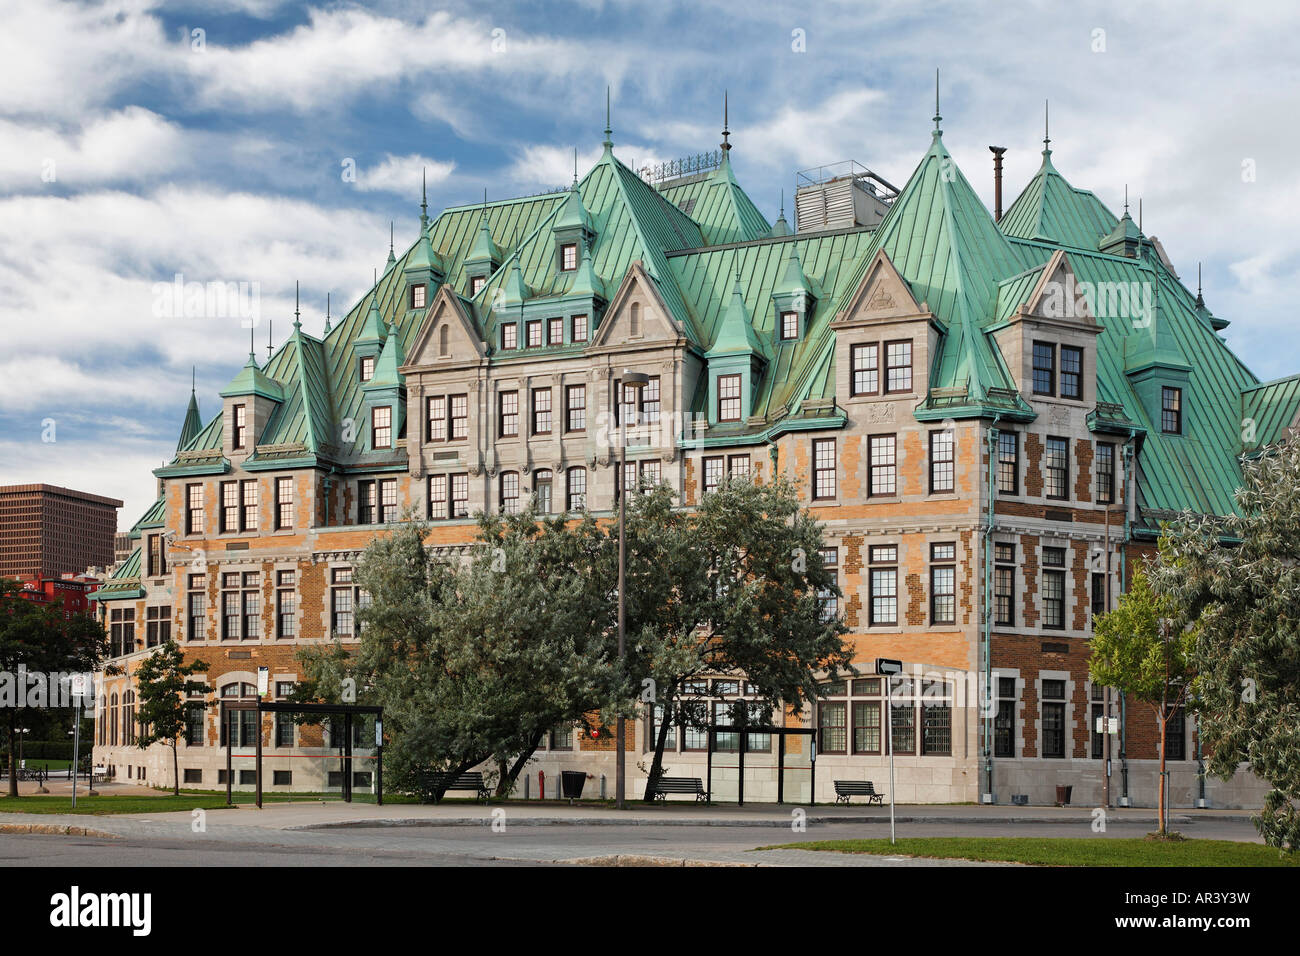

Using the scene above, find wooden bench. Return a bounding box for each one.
[416,771,491,803]
[650,776,707,802]
[833,780,885,805]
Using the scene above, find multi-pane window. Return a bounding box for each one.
[221,481,240,533]
[921,681,953,755]
[428,474,469,519]
[1041,679,1066,758]
[331,568,355,637]
[1091,684,1105,759]
[1096,442,1116,503]
[221,571,260,641]
[358,480,377,525]
[1161,386,1182,434]
[565,467,587,511]
[851,343,879,396]
[276,570,296,639]
[996,430,1019,494]
[470,275,486,297]
[1042,547,1066,629]
[233,404,247,450]
[994,676,1017,757]
[818,547,839,622]
[186,699,205,746]
[702,456,724,496]
[548,317,564,346]
[889,679,916,754]
[717,374,742,422]
[220,683,258,748]
[275,476,293,529]
[186,483,204,535]
[147,532,167,578]
[500,323,517,350]
[618,376,661,426]
[1032,341,1056,395]
[411,283,426,309]
[780,311,798,341]
[533,470,552,513]
[818,692,847,755]
[532,388,552,434]
[359,355,375,382]
[851,679,883,754]
[813,438,836,500]
[1060,345,1083,399]
[728,454,749,480]
[639,459,661,490]
[560,243,577,271]
[427,394,468,442]
[1164,708,1185,760]
[869,434,897,496]
[1045,436,1069,499]
[241,480,258,531]
[275,683,296,747]
[1091,572,1107,623]
[221,574,239,641]
[187,574,206,641]
[929,429,955,493]
[145,606,170,648]
[426,396,445,441]
[498,390,519,437]
[378,478,397,523]
[930,543,956,625]
[565,385,586,432]
[372,406,392,449]
[994,543,1015,626]
[500,472,520,514]
[526,319,542,348]
[571,314,588,342]
[869,545,898,626]
[885,340,912,392]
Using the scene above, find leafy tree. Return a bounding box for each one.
[1090,567,1194,834]
[133,640,210,795]
[0,578,112,797]
[618,478,853,802]
[1148,438,1300,850]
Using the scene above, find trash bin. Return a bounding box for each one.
[561,770,586,800]
[1055,784,1073,806]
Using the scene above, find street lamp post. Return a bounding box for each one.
[616,369,650,811]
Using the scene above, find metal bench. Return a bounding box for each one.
[650,776,707,802]
[833,780,885,805]
[416,771,491,803]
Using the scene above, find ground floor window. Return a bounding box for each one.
[994,677,1016,758]
[1041,679,1067,758]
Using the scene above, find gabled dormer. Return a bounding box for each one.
[705,274,768,426]
[552,184,595,273]
[463,215,502,298]
[1099,209,1141,258]
[361,320,406,449]
[403,176,444,311]
[354,295,387,384]
[771,241,815,345]
[219,351,284,461]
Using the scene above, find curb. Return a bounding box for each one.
[0,823,120,839]
[536,854,758,867]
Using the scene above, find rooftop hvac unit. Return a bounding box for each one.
[794,161,899,234]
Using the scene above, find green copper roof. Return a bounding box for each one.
[567,242,606,300]
[707,274,767,358]
[367,320,406,389]
[465,216,503,265]
[219,352,285,402]
[999,148,1117,249]
[356,295,387,346]
[176,389,202,453]
[128,496,166,540]
[553,184,595,234]
[1242,374,1300,452]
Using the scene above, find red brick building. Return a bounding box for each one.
[0,484,122,580]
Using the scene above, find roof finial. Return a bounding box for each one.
[603,85,613,149]
[933,68,943,137]
[721,90,731,154]
[1123,184,1129,215]
[191,365,195,394]
[388,221,395,259]
[249,324,255,361]
[1043,99,1051,155]
[324,293,331,334]
[268,317,274,360]
[573,147,579,185]
[779,188,784,218]
[419,166,429,230]
[293,279,301,331]
[1196,261,1205,309]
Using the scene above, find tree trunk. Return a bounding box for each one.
[496,736,541,797]
[1157,710,1168,835]
[172,741,179,797]
[641,704,675,804]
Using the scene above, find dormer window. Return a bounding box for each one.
[560,243,578,272]
[779,311,799,341]
[470,276,486,297]
[571,314,588,342]
[885,341,912,393]
[501,324,517,351]
[1032,341,1056,396]
[548,317,564,346]
[359,356,375,383]
[1060,346,1083,400]
[233,404,247,450]
[718,374,742,422]
[1161,386,1182,434]
[372,406,392,449]
[411,284,426,310]
[526,319,542,348]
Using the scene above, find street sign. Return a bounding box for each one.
[70,674,88,700]
[876,658,904,675]
[257,666,269,697]
[374,720,383,748]
[1095,716,1120,734]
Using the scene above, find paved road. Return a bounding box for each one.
[0,808,1261,866]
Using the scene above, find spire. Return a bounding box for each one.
[573,147,578,186]
[768,190,790,238]
[267,317,273,361]
[721,90,731,155]
[602,85,613,150]
[932,68,942,138]
[419,167,429,231]
[1043,99,1051,156]
[293,280,301,331]
[176,371,202,454]
[387,221,396,267]
[708,263,766,358]
[568,241,606,300]
[1196,261,1205,309]
[323,293,331,335]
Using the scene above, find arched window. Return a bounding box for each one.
[110,692,119,747]
[123,690,136,745]
[98,695,107,746]
[220,682,258,748]
[630,302,642,337]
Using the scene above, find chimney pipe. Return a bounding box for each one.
[989,147,1007,222]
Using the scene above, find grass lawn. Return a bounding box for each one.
[0,790,421,815]
[760,837,1298,867]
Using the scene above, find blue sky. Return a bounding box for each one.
[2,0,1298,529]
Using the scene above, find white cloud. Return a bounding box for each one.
[0,108,186,190]
[354,153,455,195]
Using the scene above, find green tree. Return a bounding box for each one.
[133,640,210,795]
[0,579,112,798]
[619,478,853,802]
[1090,567,1194,835]
[1148,438,1300,850]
